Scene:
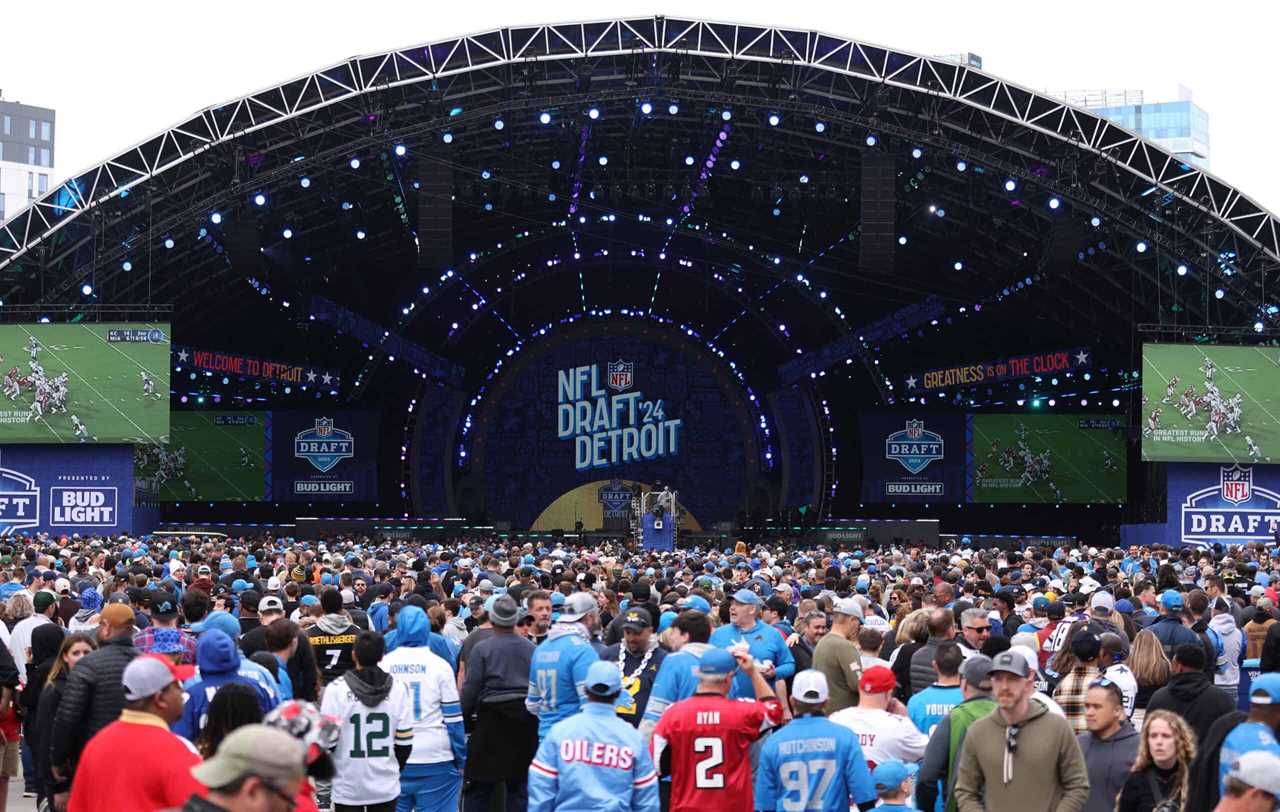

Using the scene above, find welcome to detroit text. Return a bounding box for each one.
[556,365,683,471]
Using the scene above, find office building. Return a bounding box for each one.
[0,98,56,222]
[1058,85,1210,169]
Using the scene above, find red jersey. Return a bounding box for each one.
[651,692,783,812]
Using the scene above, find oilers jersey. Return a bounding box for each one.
[528,702,659,812]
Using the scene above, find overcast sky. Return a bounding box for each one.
[3,0,1277,212]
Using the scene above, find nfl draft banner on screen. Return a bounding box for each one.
[0,445,133,536]
[859,413,966,502]
[1167,463,1280,548]
[900,347,1092,393]
[556,361,684,471]
[269,412,378,501]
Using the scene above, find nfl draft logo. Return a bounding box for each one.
[294,418,354,473]
[607,359,634,392]
[0,464,39,537]
[598,479,633,518]
[885,420,945,474]
[1222,464,1252,504]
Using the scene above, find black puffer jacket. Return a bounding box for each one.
[49,634,138,770]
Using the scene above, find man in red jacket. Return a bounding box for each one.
[67,654,204,812]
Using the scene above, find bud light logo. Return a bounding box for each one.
[607,359,634,392]
[50,488,116,526]
[1176,464,1280,548]
[886,420,945,474]
[0,467,39,537]
[295,418,354,473]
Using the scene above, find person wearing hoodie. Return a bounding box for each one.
[953,650,1089,812]
[306,587,363,686]
[321,630,414,811]
[19,624,65,799]
[173,628,278,741]
[1145,643,1236,744]
[67,586,101,633]
[385,595,458,674]
[1210,597,1246,695]
[367,583,393,633]
[378,606,466,812]
[1077,679,1140,812]
[526,592,603,740]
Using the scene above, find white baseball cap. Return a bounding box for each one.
[832,597,864,619]
[1227,750,1280,795]
[792,670,829,704]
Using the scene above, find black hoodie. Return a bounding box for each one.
[1145,669,1236,744]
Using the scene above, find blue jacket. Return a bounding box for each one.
[527,624,600,739]
[528,702,659,812]
[174,629,278,741]
[369,600,391,633]
[1148,615,1199,651]
[755,715,876,812]
[708,620,796,698]
[385,611,460,674]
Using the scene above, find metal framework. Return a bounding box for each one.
[1,14,1276,282]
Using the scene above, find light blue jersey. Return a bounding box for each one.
[528,702,659,812]
[754,715,876,812]
[907,684,963,737]
[527,623,601,739]
[708,621,796,698]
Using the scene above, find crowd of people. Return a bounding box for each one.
[1,533,1280,811]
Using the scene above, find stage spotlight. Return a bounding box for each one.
[1256,321,1265,333]
[815,121,826,133]
[355,229,366,240]
[349,157,361,169]
[1215,288,1225,299]
[282,227,293,239]
[799,174,809,184]
[493,118,505,130]
[684,156,695,166]
[1176,264,1188,276]
[210,212,223,224]
[82,284,93,296]
[254,193,267,206]
[956,160,967,172]
[442,133,454,144]
[668,103,679,115]
[539,112,552,124]
[121,261,132,272]
[394,144,407,157]
[730,159,741,171]
[300,177,311,189]
[1090,215,1101,227]
[1004,178,1017,191]
[898,236,908,245]
[588,108,600,120]
[912,147,923,159]
[953,261,964,271]
[1112,399,1121,407]
[936,208,946,218]
[1048,399,1056,407]
[640,102,652,115]
[865,134,877,146]
[768,113,780,127]
[163,237,175,250]
[551,160,561,170]
[1136,240,1148,253]
[722,110,732,121]
[1048,197,1061,210]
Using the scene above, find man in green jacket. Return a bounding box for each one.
[954,650,1090,812]
[917,654,996,812]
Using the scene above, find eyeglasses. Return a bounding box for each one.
[254,778,297,811]
[966,625,992,634]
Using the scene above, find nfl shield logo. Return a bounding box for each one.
[315,418,333,437]
[607,359,634,392]
[1221,464,1252,505]
[905,420,925,439]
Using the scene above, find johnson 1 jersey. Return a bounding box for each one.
[379,644,466,766]
[651,693,783,812]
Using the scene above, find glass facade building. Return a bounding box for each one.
[1089,99,1210,169]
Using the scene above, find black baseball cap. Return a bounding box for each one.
[148,590,179,619]
[621,608,652,631]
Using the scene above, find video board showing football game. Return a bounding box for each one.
[0,323,169,443]
[967,414,1127,503]
[1141,343,1278,463]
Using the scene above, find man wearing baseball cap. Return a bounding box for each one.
[708,588,796,701]
[527,660,658,811]
[755,670,876,811]
[813,597,864,714]
[830,665,928,768]
[1215,673,1280,801]
[600,607,666,727]
[953,650,1088,812]
[65,655,202,812]
[918,654,996,812]
[527,592,602,739]
[133,589,197,665]
[180,724,308,812]
[1216,750,1280,812]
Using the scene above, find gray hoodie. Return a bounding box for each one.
[1076,720,1139,812]
[1210,611,1245,686]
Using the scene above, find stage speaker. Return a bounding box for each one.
[417,149,453,273]
[859,152,896,276]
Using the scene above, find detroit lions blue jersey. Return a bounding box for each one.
[754,715,876,812]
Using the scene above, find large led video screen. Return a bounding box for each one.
[1142,343,1280,463]
[0,323,169,444]
[966,414,1127,503]
[136,412,268,502]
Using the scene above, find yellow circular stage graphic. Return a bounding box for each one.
[529,479,702,533]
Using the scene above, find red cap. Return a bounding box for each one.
[859,665,896,694]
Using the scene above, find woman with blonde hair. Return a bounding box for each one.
[1114,709,1195,811]
[888,608,931,703]
[3,593,31,631]
[1129,629,1171,729]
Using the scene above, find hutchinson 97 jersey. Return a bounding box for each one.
[651,693,783,812]
[754,715,876,812]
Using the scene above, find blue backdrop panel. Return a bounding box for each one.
[1166,462,1280,548]
[469,330,754,528]
[641,512,675,551]
[859,413,967,503]
[771,388,820,509]
[0,444,133,536]
[270,411,379,501]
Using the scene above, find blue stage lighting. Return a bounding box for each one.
[282,227,293,239]
[865,134,877,146]
[551,160,561,170]
[598,156,608,166]
[911,147,923,159]
[539,112,552,124]
[254,193,267,206]
[349,157,361,169]
[394,144,407,157]
[355,229,366,240]
[956,160,967,171]
[722,110,732,121]
[640,102,652,115]
[815,121,826,133]
[164,237,175,249]
[1090,215,1101,227]
[82,284,93,296]
[300,177,311,189]
[210,212,222,224]
[1004,179,1017,191]
[1177,264,1188,276]
[494,118,505,130]
[588,108,600,120]
[768,113,780,126]
[1136,241,1148,253]
[1048,197,1060,210]
[668,103,679,115]
[1215,288,1225,299]
[121,261,132,272]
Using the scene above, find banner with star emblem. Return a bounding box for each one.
[271,411,378,501]
[173,345,342,390]
[859,412,967,503]
[900,347,1092,394]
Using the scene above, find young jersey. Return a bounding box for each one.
[320,670,415,806]
[307,621,361,684]
[755,714,876,812]
[907,684,964,737]
[378,645,466,765]
[651,692,783,811]
[827,706,929,769]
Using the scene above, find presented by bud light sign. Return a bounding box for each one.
[0,445,133,536]
[1168,463,1280,548]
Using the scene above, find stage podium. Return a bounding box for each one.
[636,487,678,551]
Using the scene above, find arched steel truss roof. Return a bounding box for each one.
[2,15,1277,277]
